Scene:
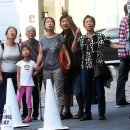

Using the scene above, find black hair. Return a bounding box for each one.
[5,26,17,36]
[60,15,68,24]
[124,4,128,15]
[83,15,96,27]
[21,44,31,51]
[43,17,55,26]
[21,44,31,59]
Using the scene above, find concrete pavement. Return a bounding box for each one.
[15,103,130,130]
[6,67,130,129]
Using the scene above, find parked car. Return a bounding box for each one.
[96,27,119,65]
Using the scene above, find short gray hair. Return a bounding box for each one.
[25,25,36,33]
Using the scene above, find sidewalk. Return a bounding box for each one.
[14,67,130,130]
[15,103,130,130]
[0,67,125,130]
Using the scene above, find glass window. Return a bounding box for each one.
[104,28,119,39]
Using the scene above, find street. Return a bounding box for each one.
[3,67,130,130]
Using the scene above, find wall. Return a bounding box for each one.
[16,0,43,41]
[68,0,127,33]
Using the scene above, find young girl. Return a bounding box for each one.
[16,45,37,123]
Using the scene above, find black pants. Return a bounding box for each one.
[22,75,43,118]
[0,72,17,121]
[116,58,130,104]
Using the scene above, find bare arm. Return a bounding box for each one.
[62,8,77,34]
[36,45,43,67]
[33,63,43,77]
[71,28,81,52]
[17,66,20,89]
[67,16,77,34]
[61,43,71,69]
[71,38,78,52]
[109,43,125,49]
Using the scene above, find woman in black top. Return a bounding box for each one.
[71,15,124,121]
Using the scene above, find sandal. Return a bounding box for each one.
[73,112,83,119]
[61,112,73,119]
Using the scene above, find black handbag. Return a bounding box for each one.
[94,63,112,80]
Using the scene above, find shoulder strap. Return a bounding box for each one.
[0,43,4,50]
[16,43,21,52]
[0,43,20,52]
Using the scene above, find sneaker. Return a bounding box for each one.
[23,116,32,123]
[80,116,92,121]
[116,102,130,107]
[32,117,38,120]
[99,115,106,120]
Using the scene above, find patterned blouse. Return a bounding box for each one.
[77,32,111,69]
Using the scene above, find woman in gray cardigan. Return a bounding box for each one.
[0,26,21,122]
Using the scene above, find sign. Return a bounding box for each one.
[1,105,13,130]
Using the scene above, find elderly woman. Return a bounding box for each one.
[0,26,21,122]
[71,15,125,121]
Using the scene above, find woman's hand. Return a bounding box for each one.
[33,70,39,77]
[17,83,21,91]
[18,87,21,91]
[35,64,41,71]
[75,28,81,40]
[62,7,68,16]
[66,60,71,69]
[35,63,43,71]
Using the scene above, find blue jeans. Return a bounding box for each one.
[81,68,105,117]
[116,58,130,104]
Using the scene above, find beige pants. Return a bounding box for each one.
[43,68,65,106]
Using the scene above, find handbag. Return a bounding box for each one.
[59,49,70,74]
[94,63,113,88]
[94,63,112,80]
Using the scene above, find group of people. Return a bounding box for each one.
[0,3,130,124]
[0,25,43,123]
